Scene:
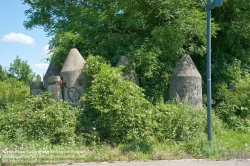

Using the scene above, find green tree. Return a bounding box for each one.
[0,65,5,81]
[36,74,42,82]
[22,0,215,101]
[209,0,250,88]
[0,78,29,108]
[205,0,250,130]
[8,56,35,84]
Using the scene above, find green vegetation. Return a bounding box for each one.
[23,0,217,101]
[8,56,36,84]
[0,65,5,81]
[0,93,78,145]
[0,133,249,165]
[1,56,249,165]
[0,0,250,165]
[0,78,29,108]
[80,55,153,143]
[214,72,250,132]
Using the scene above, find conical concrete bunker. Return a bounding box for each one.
[60,48,86,103]
[116,56,140,86]
[43,60,61,90]
[169,54,202,109]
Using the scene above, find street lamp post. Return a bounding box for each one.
[206,0,223,142]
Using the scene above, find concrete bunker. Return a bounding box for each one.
[60,48,86,104]
[169,54,203,109]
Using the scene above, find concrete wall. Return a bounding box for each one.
[43,60,61,91]
[30,82,44,95]
[47,76,62,101]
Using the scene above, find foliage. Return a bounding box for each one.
[0,56,249,164]
[214,71,250,132]
[79,56,153,143]
[22,0,218,101]
[0,77,29,108]
[152,101,207,142]
[212,0,250,67]
[211,1,250,107]
[8,55,35,84]
[6,0,250,163]
[78,56,220,145]
[0,92,78,144]
[21,0,250,133]
[50,31,85,67]
[0,65,5,81]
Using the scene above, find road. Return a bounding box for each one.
[41,159,250,166]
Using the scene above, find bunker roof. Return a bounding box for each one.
[60,48,85,73]
[172,54,201,77]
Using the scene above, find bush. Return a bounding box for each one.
[0,92,78,144]
[79,56,153,144]
[152,101,207,142]
[0,78,29,108]
[214,73,250,132]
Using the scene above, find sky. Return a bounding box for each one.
[0,1,51,78]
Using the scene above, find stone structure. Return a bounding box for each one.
[43,60,61,91]
[60,48,86,103]
[116,56,140,86]
[169,54,202,109]
[30,82,44,95]
[47,76,62,101]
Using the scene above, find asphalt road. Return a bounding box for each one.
[43,159,250,166]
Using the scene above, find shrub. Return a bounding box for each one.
[0,92,78,144]
[0,78,29,108]
[152,101,207,142]
[214,73,250,132]
[79,56,153,144]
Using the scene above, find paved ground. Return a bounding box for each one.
[42,159,250,166]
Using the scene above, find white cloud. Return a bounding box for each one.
[1,32,36,46]
[35,63,49,69]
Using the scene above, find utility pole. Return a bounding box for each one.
[206,0,223,142]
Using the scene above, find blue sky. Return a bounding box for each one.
[0,1,51,77]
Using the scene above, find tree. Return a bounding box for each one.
[23,0,214,101]
[8,56,35,84]
[208,0,250,130]
[36,74,42,82]
[204,0,250,85]
[0,65,5,81]
[22,0,250,132]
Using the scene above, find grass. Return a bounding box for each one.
[0,130,249,165]
[216,131,250,159]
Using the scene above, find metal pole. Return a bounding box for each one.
[206,0,212,141]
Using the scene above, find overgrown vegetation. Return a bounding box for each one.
[0,78,29,108]
[20,0,250,130]
[79,55,153,144]
[1,56,249,165]
[0,0,250,164]
[0,92,78,145]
